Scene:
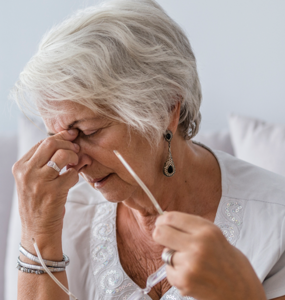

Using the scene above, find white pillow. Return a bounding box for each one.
[229,114,285,177]
[194,129,234,156]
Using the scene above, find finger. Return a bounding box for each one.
[42,149,79,176]
[56,168,79,191]
[162,247,177,268]
[18,129,78,164]
[165,265,179,288]
[163,249,188,269]
[153,224,191,251]
[164,250,197,297]
[156,211,209,234]
[30,135,80,167]
[165,261,190,294]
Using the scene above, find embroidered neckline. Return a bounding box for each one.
[90,148,246,299]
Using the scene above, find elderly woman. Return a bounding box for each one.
[11,0,285,300]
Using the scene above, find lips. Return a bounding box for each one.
[89,176,107,183]
[84,174,110,184]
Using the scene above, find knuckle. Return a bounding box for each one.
[43,137,56,150]
[37,139,45,147]
[56,149,69,161]
[12,161,19,175]
[164,211,175,224]
[200,224,219,240]
[12,162,32,183]
[24,162,33,173]
[152,226,163,241]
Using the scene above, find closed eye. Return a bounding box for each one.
[79,130,99,139]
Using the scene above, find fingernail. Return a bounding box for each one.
[68,129,77,135]
[73,143,80,151]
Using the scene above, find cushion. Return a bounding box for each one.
[229,114,285,177]
[194,129,234,156]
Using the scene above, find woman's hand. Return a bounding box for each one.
[12,129,80,257]
[153,212,267,300]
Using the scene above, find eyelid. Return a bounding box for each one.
[84,130,97,135]
[80,129,99,138]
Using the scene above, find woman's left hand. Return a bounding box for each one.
[153,212,267,300]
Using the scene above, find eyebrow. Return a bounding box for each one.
[47,118,96,136]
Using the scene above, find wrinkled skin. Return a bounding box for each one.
[153,212,268,300]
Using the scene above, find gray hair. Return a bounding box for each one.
[11,0,202,143]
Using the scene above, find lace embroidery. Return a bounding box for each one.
[91,202,148,299]
[90,198,245,299]
[215,198,246,245]
[92,244,116,275]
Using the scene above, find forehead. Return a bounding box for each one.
[43,102,97,134]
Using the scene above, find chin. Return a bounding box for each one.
[100,189,133,204]
[86,179,134,204]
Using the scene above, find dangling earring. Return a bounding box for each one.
[163,130,175,177]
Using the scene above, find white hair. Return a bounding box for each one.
[11,0,202,143]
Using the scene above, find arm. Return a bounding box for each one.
[13,129,80,300]
[18,236,68,300]
[153,212,268,300]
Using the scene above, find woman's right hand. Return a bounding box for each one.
[12,129,80,258]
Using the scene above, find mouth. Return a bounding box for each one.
[85,174,112,189]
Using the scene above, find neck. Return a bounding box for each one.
[121,141,222,232]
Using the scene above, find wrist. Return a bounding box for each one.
[21,231,63,262]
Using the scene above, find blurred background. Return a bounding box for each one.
[0,0,284,134]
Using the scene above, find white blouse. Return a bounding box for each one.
[62,149,285,300]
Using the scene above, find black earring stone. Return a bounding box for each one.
[163,130,175,177]
[164,130,173,142]
[167,165,173,174]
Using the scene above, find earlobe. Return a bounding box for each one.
[167,100,181,135]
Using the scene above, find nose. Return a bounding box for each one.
[68,139,93,172]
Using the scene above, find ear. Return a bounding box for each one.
[167,101,181,135]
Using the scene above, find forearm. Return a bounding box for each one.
[12,129,80,300]
[18,233,69,300]
[18,271,69,300]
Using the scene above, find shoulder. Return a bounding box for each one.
[214,150,285,208]
[213,151,285,288]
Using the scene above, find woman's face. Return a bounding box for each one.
[44,102,165,204]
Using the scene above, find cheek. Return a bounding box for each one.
[82,140,116,166]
